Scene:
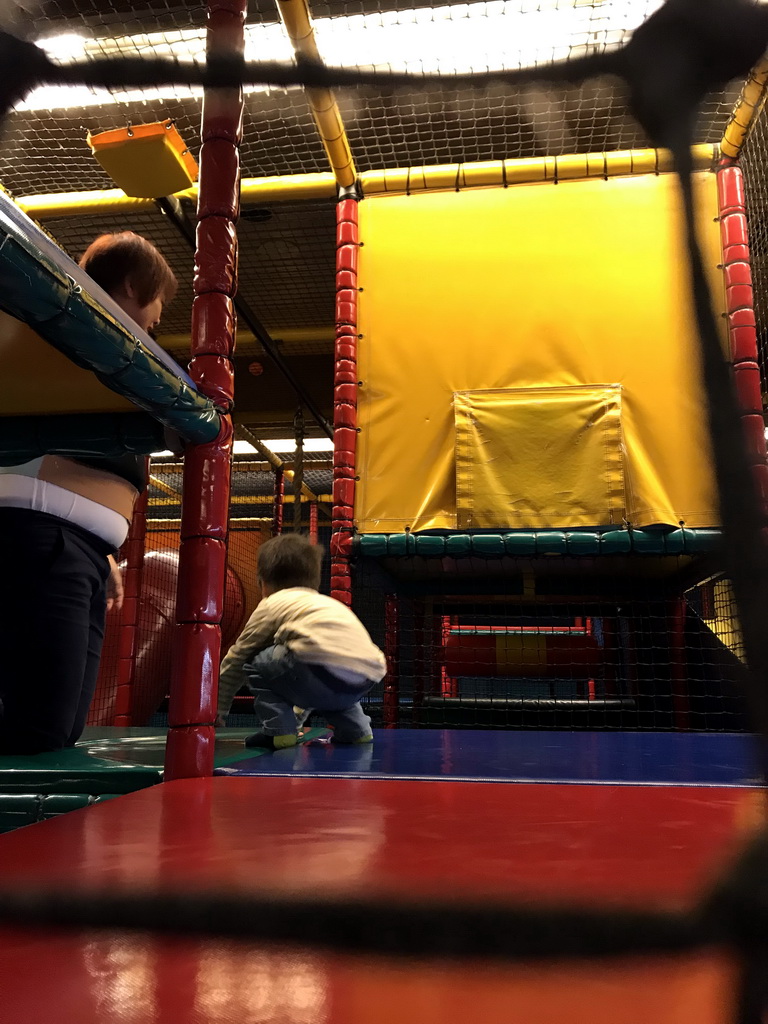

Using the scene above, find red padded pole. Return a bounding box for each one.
[113,475,148,725]
[717,164,768,517]
[330,194,359,605]
[165,0,244,780]
[308,500,319,544]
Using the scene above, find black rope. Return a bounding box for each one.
[0,887,707,959]
[1,1,766,122]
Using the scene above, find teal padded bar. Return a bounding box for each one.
[357,535,389,557]
[386,534,412,557]
[445,534,473,557]
[0,192,221,446]
[504,532,537,555]
[414,535,447,556]
[472,535,506,557]
[564,532,601,556]
[601,530,633,554]
[536,531,567,555]
[629,529,663,553]
[690,529,721,553]
[663,529,687,555]
[354,529,723,559]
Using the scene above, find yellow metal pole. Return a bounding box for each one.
[147,494,332,507]
[721,60,768,161]
[17,147,718,218]
[157,326,334,353]
[274,0,356,188]
[17,173,337,219]
[235,424,327,509]
[149,473,182,499]
[360,145,718,194]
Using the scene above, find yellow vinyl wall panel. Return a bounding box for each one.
[0,312,134,416]
[455,385,625,529]
[355,172,724,533]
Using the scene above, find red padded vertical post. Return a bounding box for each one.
[717,164,768,517]
[272,466,285,536]
[165,0,245,781]
[330,195,359,605]
[113,477,148,725]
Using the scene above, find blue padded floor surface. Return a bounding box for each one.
[214,729,761,787]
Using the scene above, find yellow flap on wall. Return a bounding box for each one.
[454,385,625,529]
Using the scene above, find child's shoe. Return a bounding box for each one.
[331,732,374,745]
[245,732,298,750]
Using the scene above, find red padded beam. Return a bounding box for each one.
[717,164,768,511]
[331,196,360,605]
[165,0,245,781]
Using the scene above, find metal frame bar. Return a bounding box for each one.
[274,0,356,188]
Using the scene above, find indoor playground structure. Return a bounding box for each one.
[0,1,768,1022]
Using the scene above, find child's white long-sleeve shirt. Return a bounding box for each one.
[217,587,387,715]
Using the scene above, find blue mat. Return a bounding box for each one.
[214,729,761,787]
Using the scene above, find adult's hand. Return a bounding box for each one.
[106,554,124,612]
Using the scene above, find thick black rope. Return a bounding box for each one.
[0,1,766,120]
[0,887,707,958]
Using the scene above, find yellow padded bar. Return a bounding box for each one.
[274,0,356,188]
[16,147,717,218]
[721,59,768,161]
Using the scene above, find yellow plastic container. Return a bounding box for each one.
[87,120,198,198]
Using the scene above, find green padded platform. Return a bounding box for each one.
[0,727,328,834]
[354,529,722,558]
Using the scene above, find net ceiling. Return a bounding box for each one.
[3,0,748,433]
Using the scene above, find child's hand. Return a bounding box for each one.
[215,714,227,728]
[106,555,124,612]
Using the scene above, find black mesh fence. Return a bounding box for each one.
[349,556,747,733]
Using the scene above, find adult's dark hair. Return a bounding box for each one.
[79,231,178,306]
[257,535,323,591]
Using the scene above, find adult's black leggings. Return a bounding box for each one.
[0,508,111,754]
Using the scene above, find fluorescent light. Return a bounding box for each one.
[150,439,333,458]
[21,1,663,112]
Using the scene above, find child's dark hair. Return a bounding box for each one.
[257,534,323,591]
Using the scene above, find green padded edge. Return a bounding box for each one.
[355,529,722,558]
[0,412,167,463]
[0,727,332,797]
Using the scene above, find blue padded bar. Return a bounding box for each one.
[0,193,221,446]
